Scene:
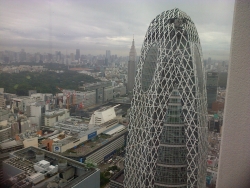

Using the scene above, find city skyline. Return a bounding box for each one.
[0,0,234,60]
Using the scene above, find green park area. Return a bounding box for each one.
[0,70,99,96]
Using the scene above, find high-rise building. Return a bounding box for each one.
[106,50,111,64]
[208,57,212,65]
[55,51,61,62]
[20,49,26,62]
[218,72,228,88]
[70,53,75,62]
[0,88,5,109]
[216,0,250,187]
[127,38,137,92]
[206,72,218,109]
[124,8,208,188]
[75,49,80,60]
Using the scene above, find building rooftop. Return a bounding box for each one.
[53,119,100,146]
[0,108,10,115]
[2,146,98,188]
[12,96,31,101]
[103,124,125,136]
[0,140,23,150]
[44,109,68,118]
[110,169,124,185]
[51,106,120,147]
[96,106,111,112]
[62,128,127,157]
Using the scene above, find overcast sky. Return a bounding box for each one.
[0,0,235,60]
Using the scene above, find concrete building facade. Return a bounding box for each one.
[216,1,250,187]
[104,86,114,102]
[2,146,100,188]
[0,109,10,121]
[52,106,121,154]
[110,170,124,188]
[27,104,43,128]
[44,109,70,127]
[85,133,126,164]
[83,90,96,108]
[114,85,127,97]
[0,123,11,143]
[11,97,36,113]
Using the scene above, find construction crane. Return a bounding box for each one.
[56,87,82,110]
[56,87,64,108]
[56,86,73,109]
[56,87,91,111]
[77,93,89,110]
[72,91,76,106]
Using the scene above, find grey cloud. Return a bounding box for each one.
[0,0,234,60]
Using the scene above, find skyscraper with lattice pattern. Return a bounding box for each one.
[124,8,208,188]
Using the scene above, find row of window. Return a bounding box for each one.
[158,146,187,165]
[167,116,183,124]
[155,166,187,184]
[155,185,186,188]
[168,109,182,116]
[169,98,181,103]
[167,105,182,110]
[160,126,185,144]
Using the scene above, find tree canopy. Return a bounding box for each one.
[0,71,99,96]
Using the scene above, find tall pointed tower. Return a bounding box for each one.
[127,38,137,92]
[124,8,208,188]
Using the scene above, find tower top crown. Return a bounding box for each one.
[129,37,136,61]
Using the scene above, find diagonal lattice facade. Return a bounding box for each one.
[124,8,208,188]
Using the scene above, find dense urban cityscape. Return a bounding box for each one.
[0,0,249,188]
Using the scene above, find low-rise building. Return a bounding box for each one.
[10,116,32,135]
[83,128,127,164]
[79,81,112,104]
[16,131,39,148]
[3,92,17,106]
[114,85,126,97]
[43,105,127,164]
[212,101,224,112]
[51,117,120,154]
[89,105,118,125]
[2,146,100,188]
[0,140,23,154]
[0,122,11,143]
[104,86,114,102]
[110,170,124,188]
[44,109,69,126]
[11,96,36,113]
[75,90,96,109]
[31,93,53,102]
[0,109,11,121]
